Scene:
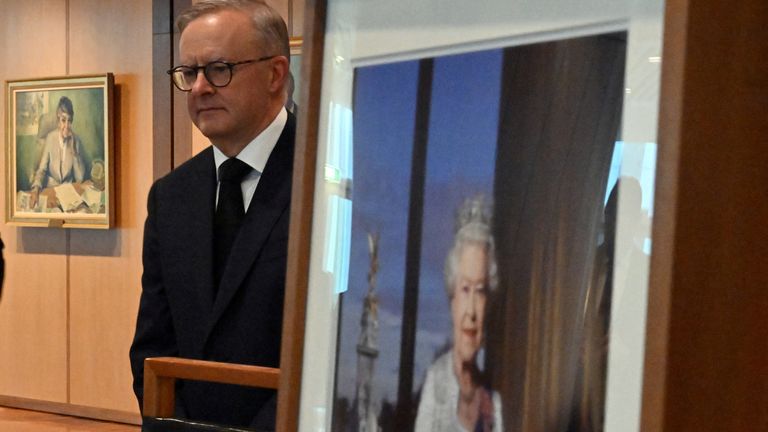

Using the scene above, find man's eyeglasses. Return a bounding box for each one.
[167,56,276,91]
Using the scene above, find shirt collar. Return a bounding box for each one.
[213,107,287,179]
[59,133,71,147]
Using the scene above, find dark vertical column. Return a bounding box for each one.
[395,58,433,430]
[152,0,193,180]
[151,0,173,180]
[171,0,193,168]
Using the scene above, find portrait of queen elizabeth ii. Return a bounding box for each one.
[415,195,503,432]
[327,31,626,431]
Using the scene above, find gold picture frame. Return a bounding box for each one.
[5,74,114,229]
[290,36,303,56]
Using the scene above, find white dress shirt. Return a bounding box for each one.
[212,107,288,211]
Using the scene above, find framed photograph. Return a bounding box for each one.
[280,1,665,431]
[287,37,302,115]
[5,74,114,229]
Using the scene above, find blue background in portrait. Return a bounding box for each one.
[334,48,502,414]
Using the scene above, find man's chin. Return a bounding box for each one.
[195,122,228,140]
[195,110,227,127]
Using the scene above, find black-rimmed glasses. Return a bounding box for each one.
[167,56,276,91]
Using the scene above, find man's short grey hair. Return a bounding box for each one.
[176,0,290,60]
[443,195,499,298]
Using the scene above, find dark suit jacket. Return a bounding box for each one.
[130,114,295,430]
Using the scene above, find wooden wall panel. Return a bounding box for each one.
[291,0,304,37]
[190,125,208,157]
[153,0,173,181]
[0,0,69,403]
[642,0,768,430]
[67,0,153,415]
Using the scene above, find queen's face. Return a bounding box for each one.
[450,242,489,365]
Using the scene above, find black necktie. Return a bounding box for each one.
[214,158,252,287]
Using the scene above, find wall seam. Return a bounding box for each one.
[65,0,70,75]
[65,0,71,405]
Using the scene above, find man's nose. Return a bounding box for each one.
[190,70,214,94]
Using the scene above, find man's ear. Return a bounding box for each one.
[269,56,290,95]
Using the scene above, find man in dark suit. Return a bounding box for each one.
[129,1,293,429]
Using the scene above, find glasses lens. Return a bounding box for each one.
[205,62,232,87]
[171,67,195,91]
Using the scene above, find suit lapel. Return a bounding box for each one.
[173,148,217,313]
[207,114,295,332]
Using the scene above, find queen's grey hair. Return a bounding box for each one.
[176,0,290,60]
[443,196,498,298]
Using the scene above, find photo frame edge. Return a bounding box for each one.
[276,0,328,430]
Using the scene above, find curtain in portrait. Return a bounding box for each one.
[487,33,627,432]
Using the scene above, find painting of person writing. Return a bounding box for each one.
[7,74,112,227]
[415,195,503,432]
[29,96,87,209]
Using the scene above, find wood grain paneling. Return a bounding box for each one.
[0,406,139,432]
[0,396,140,425]
[190,124,208,157]
[0,230,68,402]
[153,0,173,180]
[642,0,768,430]
[291,0,304,38]
[0,0,69,403]
[67,0,154,414]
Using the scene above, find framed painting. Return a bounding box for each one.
[5,74,114,229]
[279,1,666,431]
[287,37,302,115]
